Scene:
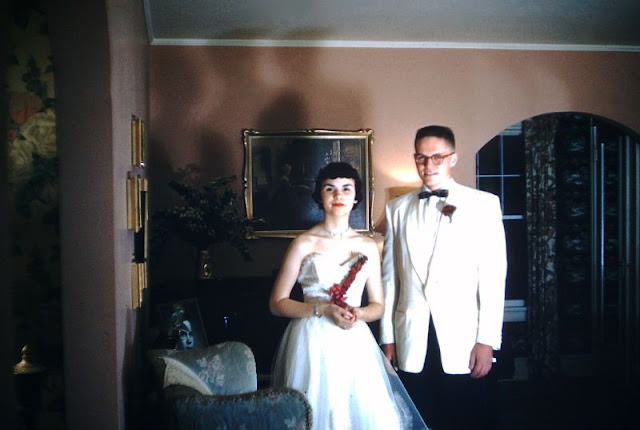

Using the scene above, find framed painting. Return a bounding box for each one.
[243,129,374,238]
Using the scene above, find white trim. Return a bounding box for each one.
[143,0,154,45]
[504,299,527,322]
[149,37,640,52]
[502,215,524,221]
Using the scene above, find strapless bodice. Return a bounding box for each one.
[298,252,369,307]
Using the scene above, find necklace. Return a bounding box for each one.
[322,224,352,238]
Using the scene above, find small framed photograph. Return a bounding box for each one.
[155,298,208,350]
[243,129,374,238]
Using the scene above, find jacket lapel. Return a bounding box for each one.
[427,183,461,279]
[404,191,429,285]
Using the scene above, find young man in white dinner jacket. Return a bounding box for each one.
[381,125,507,430]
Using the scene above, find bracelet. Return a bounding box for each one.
[313,303,321,317]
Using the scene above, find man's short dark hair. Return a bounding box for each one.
[312,162,363,210]
[414,125,456,150]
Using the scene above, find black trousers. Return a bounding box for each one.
[399,319,501,430]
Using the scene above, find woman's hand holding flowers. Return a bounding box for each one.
[324,303,357,330]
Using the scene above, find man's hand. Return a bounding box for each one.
[381,343,398,370]
[469,343,493,378]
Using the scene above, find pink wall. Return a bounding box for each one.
[51,0,148,428]
[150,46,640,278]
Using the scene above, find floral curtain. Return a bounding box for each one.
[524,115,561,379]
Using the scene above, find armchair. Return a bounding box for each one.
[148,341,312,430]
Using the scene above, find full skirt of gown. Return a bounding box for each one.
[271,252,428,430]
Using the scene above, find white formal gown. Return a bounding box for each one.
[271,252,428,430]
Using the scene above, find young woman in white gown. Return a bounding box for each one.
[270,162,428,430]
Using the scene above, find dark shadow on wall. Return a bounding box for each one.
[148,36,368,283]
[148,44,267,283]
[253,43,367,236]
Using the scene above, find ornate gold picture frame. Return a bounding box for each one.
[243,129,374,238]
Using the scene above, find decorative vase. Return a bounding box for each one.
[197,248,213,279]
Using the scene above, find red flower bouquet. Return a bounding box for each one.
[329,254,368,309]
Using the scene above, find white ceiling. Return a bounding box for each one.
[144,0,640,51]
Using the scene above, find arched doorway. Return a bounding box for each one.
[477,112,640,382]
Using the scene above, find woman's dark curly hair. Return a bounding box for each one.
[311,162,363,210]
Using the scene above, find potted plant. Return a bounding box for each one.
[151,165,259,279]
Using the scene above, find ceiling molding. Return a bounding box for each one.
[144,0,640,53]
[148,37,640,53]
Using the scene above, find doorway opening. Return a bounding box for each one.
[477,112,640,382]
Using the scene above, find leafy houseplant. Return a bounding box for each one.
[151,166,259,277]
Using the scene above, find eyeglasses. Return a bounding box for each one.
[413,152,455,165]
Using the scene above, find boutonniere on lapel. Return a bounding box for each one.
[440,203,457,223]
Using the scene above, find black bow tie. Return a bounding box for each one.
[419,189,449,199]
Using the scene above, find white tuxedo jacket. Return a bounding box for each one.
[380,181,507,374]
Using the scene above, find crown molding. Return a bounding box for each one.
[148,38,640,52]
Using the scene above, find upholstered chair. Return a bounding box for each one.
[148,341,312,430]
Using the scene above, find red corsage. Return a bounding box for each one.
[441,204,456,222]
[329,255,368,309]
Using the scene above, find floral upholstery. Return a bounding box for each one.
[172,387,312,430]
[148,341,312,430]
[149,341,257,395]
